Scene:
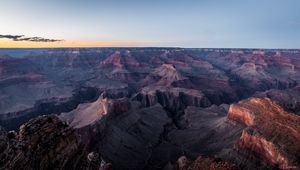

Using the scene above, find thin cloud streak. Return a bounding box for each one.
[0,34,63,42]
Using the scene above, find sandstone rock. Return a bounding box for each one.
[237,129,289,168]
[60,96,131,128]
[228,98,300,169]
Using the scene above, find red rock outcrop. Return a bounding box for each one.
[228,98,300,169]
[228,102,255,126]
[237,129,289,168]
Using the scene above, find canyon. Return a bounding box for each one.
[0,48,300,169]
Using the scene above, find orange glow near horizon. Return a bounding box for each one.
[0,39,144,48]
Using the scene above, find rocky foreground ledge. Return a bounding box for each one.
[0,115,112,170]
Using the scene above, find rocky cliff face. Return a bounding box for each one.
[0,115,113,170]
[133,87,211,112]
[228,102,255,126]
[228,98,300,169]
[59,96,131,129]
[0,115,82,169]
[237,129,289,168]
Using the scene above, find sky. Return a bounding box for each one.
[0,0,299,48]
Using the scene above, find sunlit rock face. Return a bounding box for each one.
[0,48,300,169]
[59,96,131,129]
[228,98,300,169]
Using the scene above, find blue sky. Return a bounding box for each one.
[0,0,299,48]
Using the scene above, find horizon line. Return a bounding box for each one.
[0,47,299,50]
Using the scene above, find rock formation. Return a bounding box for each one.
[0,115,114,170]
[0,48,300,169]
[228,98,300,169]
[0,115,82,169]
[59,96,131,128]
[133,87,211,112]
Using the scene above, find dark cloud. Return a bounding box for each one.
[0,35,24,41]
[0,34,63,42]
